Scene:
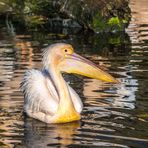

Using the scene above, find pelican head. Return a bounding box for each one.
[43,43,118,83]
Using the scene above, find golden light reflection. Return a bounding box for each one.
[83,79,106,98]
[0,36,36,108]
[15,37,34,69]
[0,34,37,147]
[24,119,80,147]
[126,0,148,43]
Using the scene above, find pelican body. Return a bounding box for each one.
[21,43,118,123]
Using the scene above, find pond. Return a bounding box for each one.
[0,1,148,148]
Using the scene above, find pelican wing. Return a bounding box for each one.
[21,69,82,119]
[68,86,83,113]
[21,69,59,115]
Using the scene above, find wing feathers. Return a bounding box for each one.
[20,69,58,115]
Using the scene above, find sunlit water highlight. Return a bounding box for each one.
[0,1,148,148]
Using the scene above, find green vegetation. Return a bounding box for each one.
[0,0,131,32]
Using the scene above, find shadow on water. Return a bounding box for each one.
[0,4,148,147]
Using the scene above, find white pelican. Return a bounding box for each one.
[21,43,118,123]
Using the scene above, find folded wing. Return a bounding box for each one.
[21,69,83,119]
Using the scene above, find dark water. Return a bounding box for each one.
[0,3,148,148]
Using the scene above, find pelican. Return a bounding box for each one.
[21,43,118,123]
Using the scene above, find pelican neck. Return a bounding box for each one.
[48,66,76,114]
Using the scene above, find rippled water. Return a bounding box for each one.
[0,1,148,148]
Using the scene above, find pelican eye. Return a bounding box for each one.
[63,47,73,55]
[64,49,68,52]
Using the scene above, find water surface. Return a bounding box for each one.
[0,1,148,148]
